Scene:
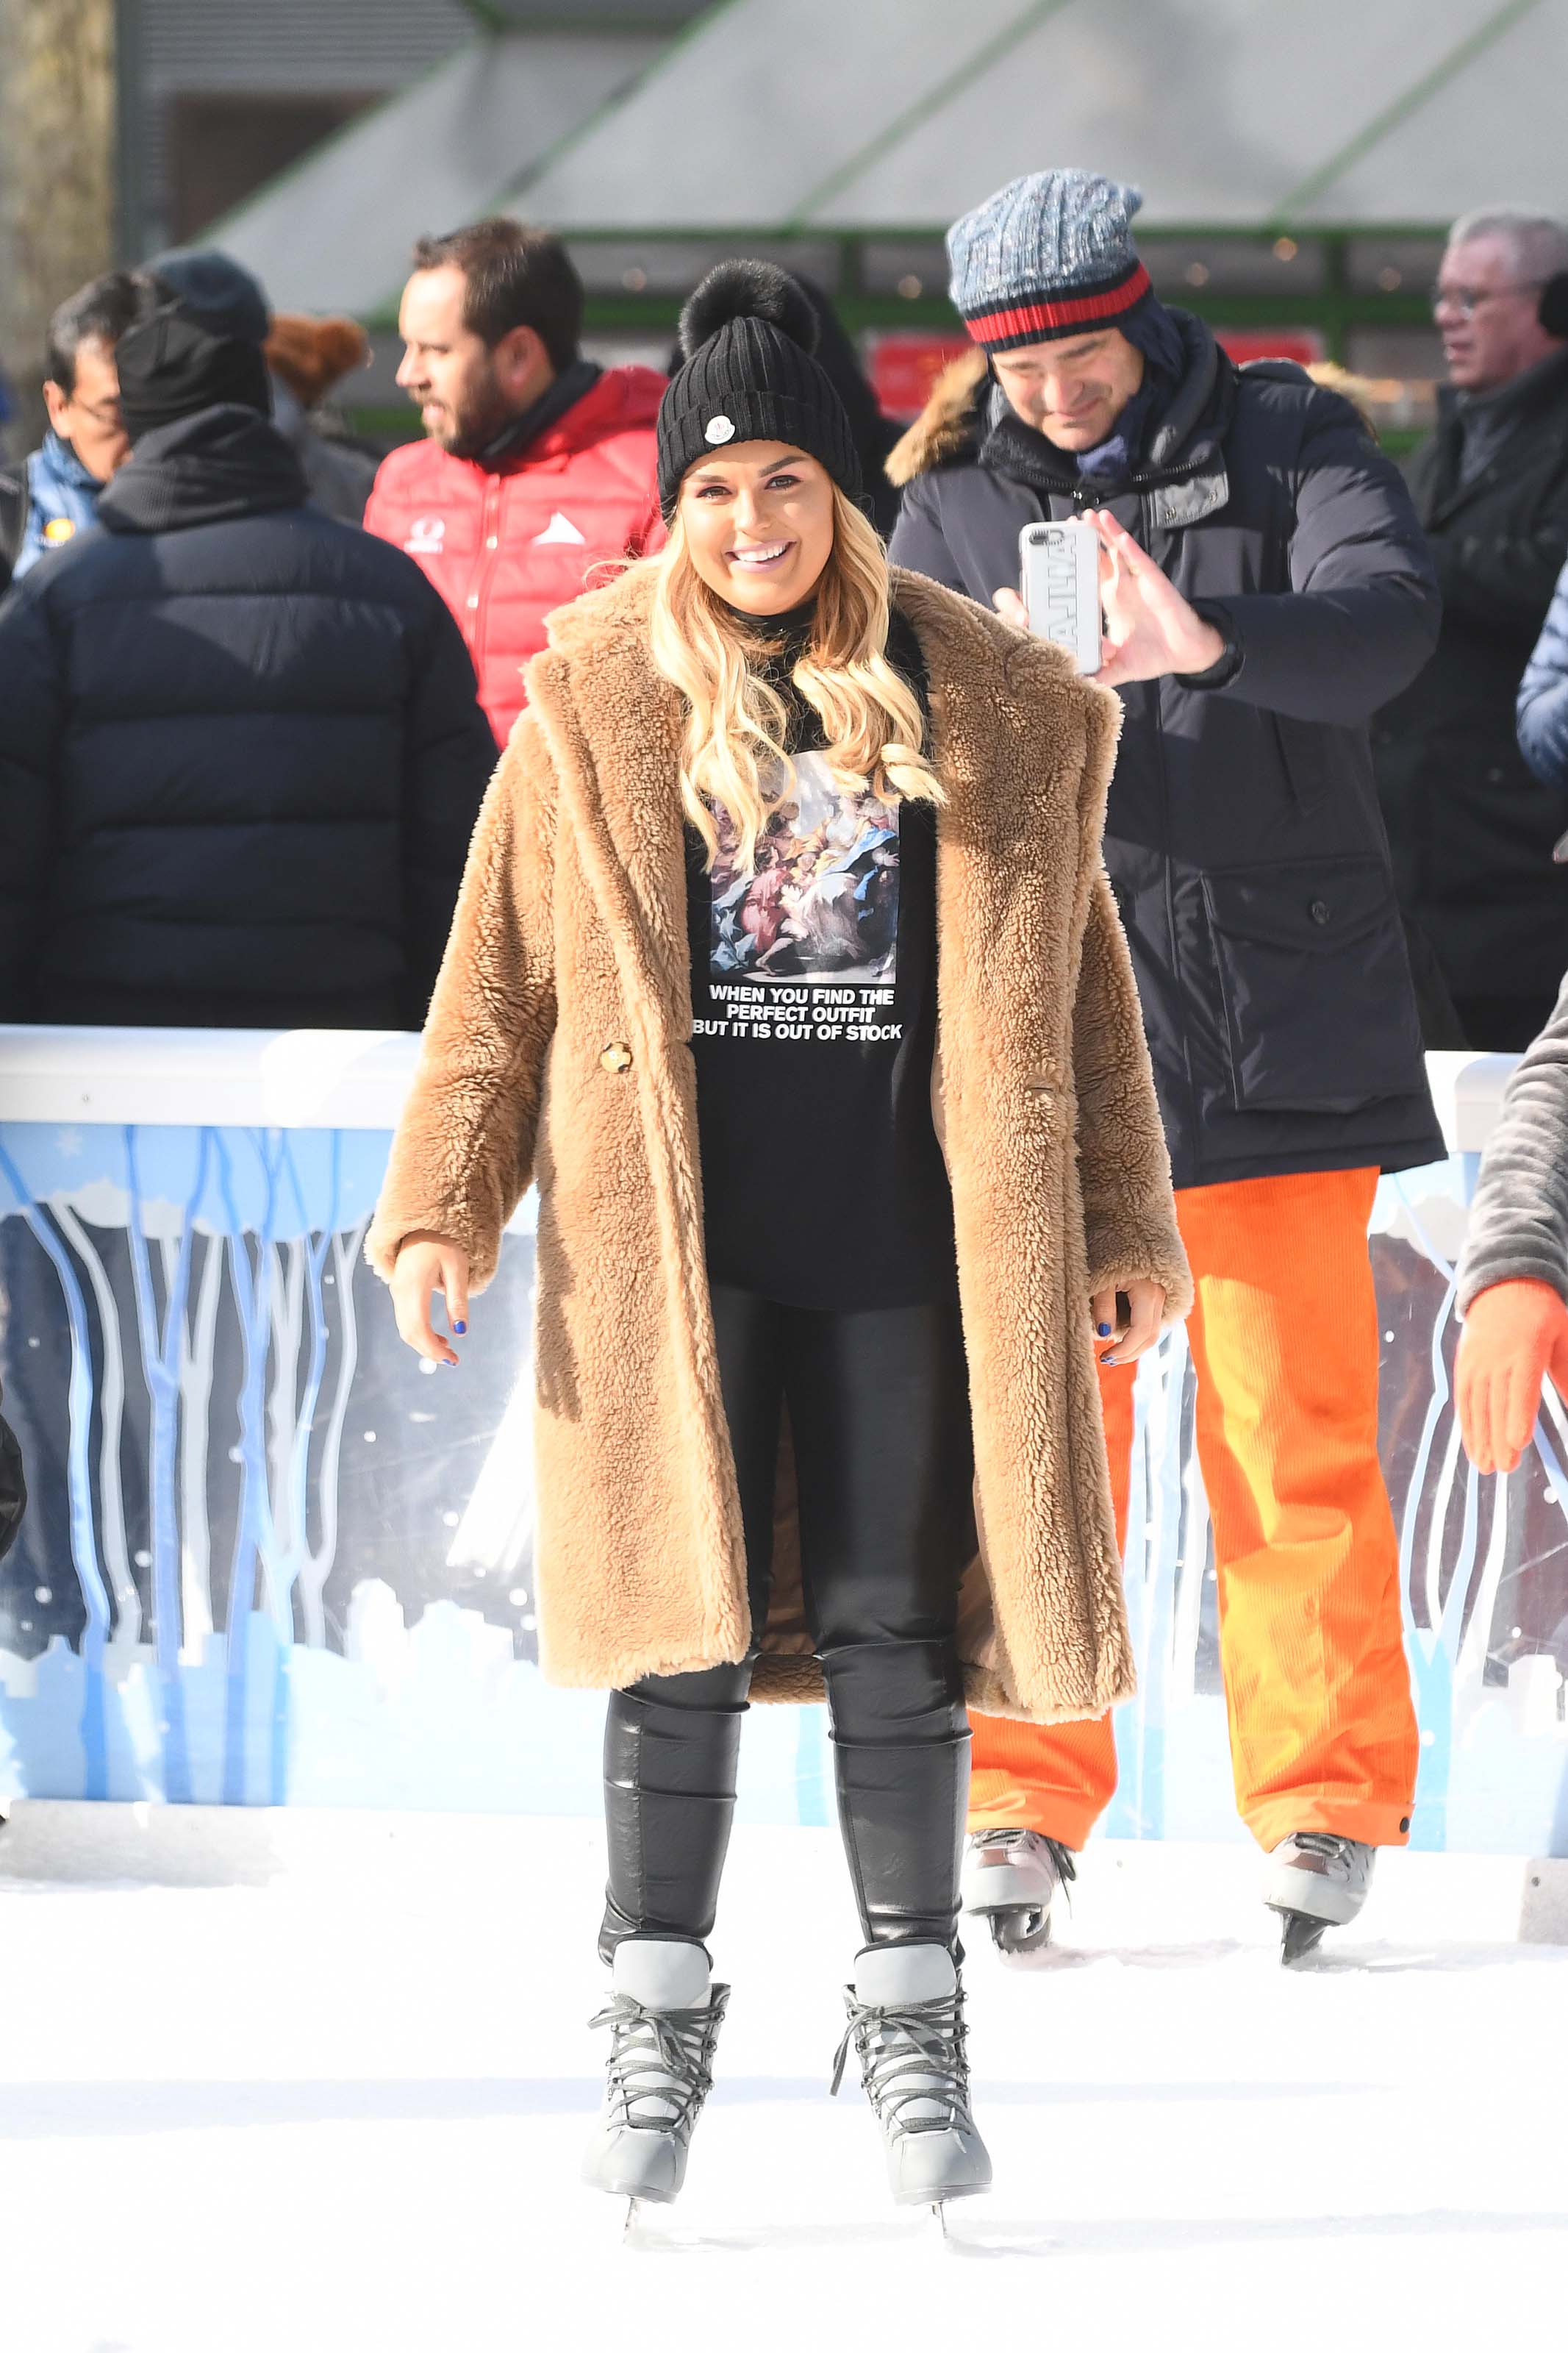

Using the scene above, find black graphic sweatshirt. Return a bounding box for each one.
[686,604,956,1307]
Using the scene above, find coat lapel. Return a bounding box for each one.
[534,579,693,1043]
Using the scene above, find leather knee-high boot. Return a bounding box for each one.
[598,1669,749,1965]
[822,1637,970,1949]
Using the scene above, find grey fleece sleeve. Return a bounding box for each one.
[1457,974,1568,1311]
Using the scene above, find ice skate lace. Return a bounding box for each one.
[587,1985,729,2136]
[828,1985,973,2138]
[1288,1833,1354,1870]
[977,1829,1077,1887]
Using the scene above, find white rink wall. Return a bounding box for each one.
[0,1029,1564,1855]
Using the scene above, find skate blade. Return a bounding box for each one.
[989,1907,1053,1963]
[621,2194,668,2244]
[1278,1910,1329,1966]
[926,2186,992,2243]
[616,2188,682,2244]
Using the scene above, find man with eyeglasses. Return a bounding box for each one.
[1373,207,1568,1051]
[0,271,137,590]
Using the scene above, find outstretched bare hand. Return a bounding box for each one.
[1085,509,1226,689]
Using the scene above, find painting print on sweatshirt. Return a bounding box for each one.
[705,751,901,1054]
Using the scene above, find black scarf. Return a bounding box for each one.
[477,358,603,468]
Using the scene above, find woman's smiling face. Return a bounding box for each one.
[677,440,836,614]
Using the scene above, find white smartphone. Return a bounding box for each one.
[1019,521,1101,674]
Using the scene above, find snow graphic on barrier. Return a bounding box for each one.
[0,1117,826,1821]
[0,1118,1562,1847]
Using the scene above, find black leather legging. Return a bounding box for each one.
[600,1285,974,1961]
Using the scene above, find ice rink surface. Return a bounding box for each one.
[1,1814,1565,2353]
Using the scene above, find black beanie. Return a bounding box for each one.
[151,249,271,346]
[656,260,862,521]
[115,281,272,444]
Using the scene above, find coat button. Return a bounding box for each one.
[1309,898,1331,926]
[601,1041,632,1074]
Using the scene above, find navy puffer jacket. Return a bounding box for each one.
[0,403,495,1028]
[889,316,1445,1190]
[1519,554,1568,793]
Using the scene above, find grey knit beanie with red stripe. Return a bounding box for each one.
[948,171,1153,352]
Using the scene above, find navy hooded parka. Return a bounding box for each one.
[889,313,1445,1189]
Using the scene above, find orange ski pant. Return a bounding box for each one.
[969,1168,1419,1854]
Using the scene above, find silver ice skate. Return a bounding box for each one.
[582,1938,728,2211]
[831,1943,992,2213]
[1264,1832,1375,1964]
[962,1827,1075,1960]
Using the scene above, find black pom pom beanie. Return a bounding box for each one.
[656,259,862,521]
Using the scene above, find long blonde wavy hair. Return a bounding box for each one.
[648,484,942,873]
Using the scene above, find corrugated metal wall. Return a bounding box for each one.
[132,0,478,248]
[140,0,474,88]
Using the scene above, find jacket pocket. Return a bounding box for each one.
[1202,857,1423,1113]
[1270,712,1333,813]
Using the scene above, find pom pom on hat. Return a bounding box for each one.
[679,260,820,363]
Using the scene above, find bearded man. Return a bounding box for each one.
[365,218,665,744]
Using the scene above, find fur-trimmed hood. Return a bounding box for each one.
[887,349,989,487]
[368,559,1189,1723]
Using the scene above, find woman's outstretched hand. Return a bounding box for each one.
[391,1232,471,1367]
[1092,1280,1165,1368]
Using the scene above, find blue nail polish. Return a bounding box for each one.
[1097,1322,1112,1338]
[453,1320,467,1335]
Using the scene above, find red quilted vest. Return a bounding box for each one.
[365,366,666,746]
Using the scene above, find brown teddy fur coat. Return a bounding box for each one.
[367,560,1191,1722]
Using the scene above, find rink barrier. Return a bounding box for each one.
[0,1029,1565,1860]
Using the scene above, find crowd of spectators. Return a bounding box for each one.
[3,204,1568,1052]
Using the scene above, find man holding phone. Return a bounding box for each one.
[889,169,1442,1958]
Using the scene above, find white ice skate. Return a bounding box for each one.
[1264,1832,1375,1964]
[582,1938,728,2221]
[831,1943,992,2221]
[962,1828,1075,1960]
